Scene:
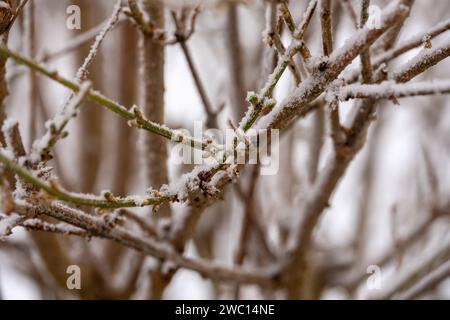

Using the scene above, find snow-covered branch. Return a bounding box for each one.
[0,149,176,208]
[75,0,122,83]
[0,45,211,152]
[1,0,450,300]
[30,81,92,163]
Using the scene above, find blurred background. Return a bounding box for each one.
[0,0,450,299]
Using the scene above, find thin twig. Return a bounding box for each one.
[359,0,373,84]
[75,0,122,83]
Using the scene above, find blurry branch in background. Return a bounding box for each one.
[0,0,450,300]
[0,0,29,191]
[19,219,89,237]
[401,259,450,299]
[136,0,171,299]
[0,0,29,36]
[32,81,93,162]
[372,0,415,54]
